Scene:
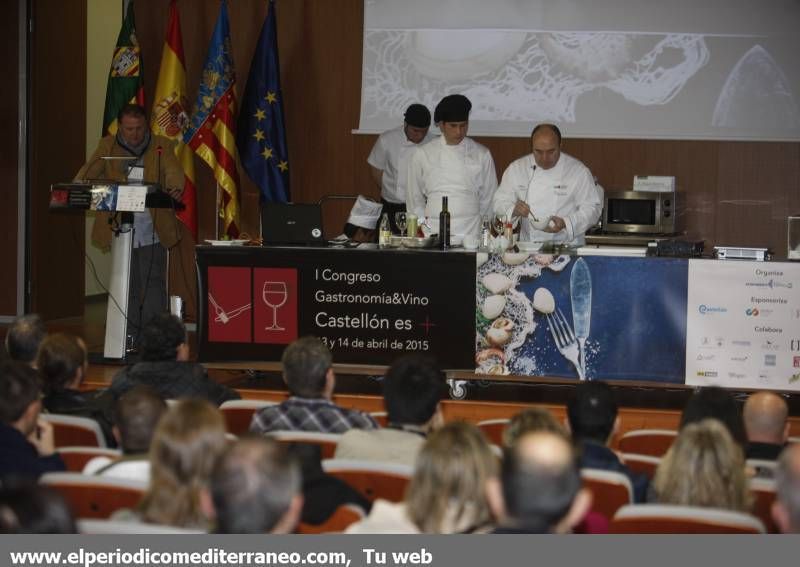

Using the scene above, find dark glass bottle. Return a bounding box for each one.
[438,196,450,250]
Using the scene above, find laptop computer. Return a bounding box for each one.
[261,203,325,246]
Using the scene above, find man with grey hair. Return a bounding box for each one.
[207,437,304,534]
[743,391,789,461]
[772,444,800,533]
[249,337,377,434]
[4,314,46,367]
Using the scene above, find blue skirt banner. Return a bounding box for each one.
[475,253,689,384]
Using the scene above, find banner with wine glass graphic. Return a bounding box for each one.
[197,246,476,366]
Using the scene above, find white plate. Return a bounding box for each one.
[516,241,543,252]
[204,239,248,246]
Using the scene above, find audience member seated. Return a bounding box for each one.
[566,381,648,503]
[334,354,444,466]
[487,430,591,533]
[205,437,304,534]
[0,362,65,482]
[773,444,800,533]
[651,418,751,512]
[37,333,116,447]
[680,386,747,449]
[743,391,789,461]
[114,399,228,530]
[0,483,77,533]
[289,443,371,526]
[83,385,168,481]
[340,195,383,243]
[502,407,565,449]
[346,422,497,534]
[109,313,239,406]
[4,314,46,368]
[250,337,377,434]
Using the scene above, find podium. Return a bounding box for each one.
[50,183,184,360]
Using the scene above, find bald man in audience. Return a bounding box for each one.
[487,430,591,533]
[743,391,789,461]
[773,444,800,533]
[207,437,303,534]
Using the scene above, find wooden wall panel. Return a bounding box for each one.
[131,1,799,257]
[0,0,20,316]
[28,1,86,318]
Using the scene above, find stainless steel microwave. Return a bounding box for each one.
[602,190,677,234]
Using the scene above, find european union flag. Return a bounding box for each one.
[237,0,290,203]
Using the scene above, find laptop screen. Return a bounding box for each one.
[261,203,325,246]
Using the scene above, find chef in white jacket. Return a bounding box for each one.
[406,94,497,238]
[493,124,602,246]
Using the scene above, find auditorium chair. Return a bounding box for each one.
[617,429,677,457]
[297,504,366,534]
[610,504,765,534]
[322,459,413,503]
[620,453,661,480]
[369,411,389,427]
[749,477,778,533]
[40,472,147,519]
[77,519,204,534]
[581,468,633,520]
[476,418,510,446]
[746,458,777,479]
[219,399,278,436]
[269,431,343,459]
[57,446,122,472]
[41,414,107,448]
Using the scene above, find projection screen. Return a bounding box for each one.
[358,0,800,140]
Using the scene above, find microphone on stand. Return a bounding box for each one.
[155,145,163,192]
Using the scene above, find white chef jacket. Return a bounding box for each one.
[406,136,497,238]
[493,152,601,245]
[367,126,435,205]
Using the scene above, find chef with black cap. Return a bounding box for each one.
[406,94,497,239]
[368,103,435,233]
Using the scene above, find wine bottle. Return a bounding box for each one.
[378,213,391,248]
[439,196,450,250]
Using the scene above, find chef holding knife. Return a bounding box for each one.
[493,123,602,246]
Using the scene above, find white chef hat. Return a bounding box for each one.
[347,195,383,229]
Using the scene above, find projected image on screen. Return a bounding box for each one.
[360,0,800,141]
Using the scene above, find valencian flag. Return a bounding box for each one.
[103,1,145,135]
[184,0,241,238]
[151,0,197,239]
[236,0,290,203]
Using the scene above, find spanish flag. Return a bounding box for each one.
[184,0,240,238]
[103,0,145,136]
[151,0,197,239]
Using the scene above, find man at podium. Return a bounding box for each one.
[75,103,184,349]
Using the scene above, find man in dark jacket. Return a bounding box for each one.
[37,333,115,446]
[567,380,649,503]
[109,313,239,405]
[0,361,65,481]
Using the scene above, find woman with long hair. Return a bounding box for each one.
[652,418,751,512]
[346,421,498,533]
[134,399,228,528]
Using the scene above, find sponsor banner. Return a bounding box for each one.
[198,247,475,367]
[686,259,800,390]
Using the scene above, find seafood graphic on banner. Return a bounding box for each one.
[476,253,689,383]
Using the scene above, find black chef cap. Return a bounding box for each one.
[433,94,472,123]
[404,104,431,128]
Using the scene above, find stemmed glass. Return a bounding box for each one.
[262,281,288,331]
[394,211,407,236]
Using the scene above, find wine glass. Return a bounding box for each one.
[394,211,407,236]
[492,214,507,237]
[262,281,288,331]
